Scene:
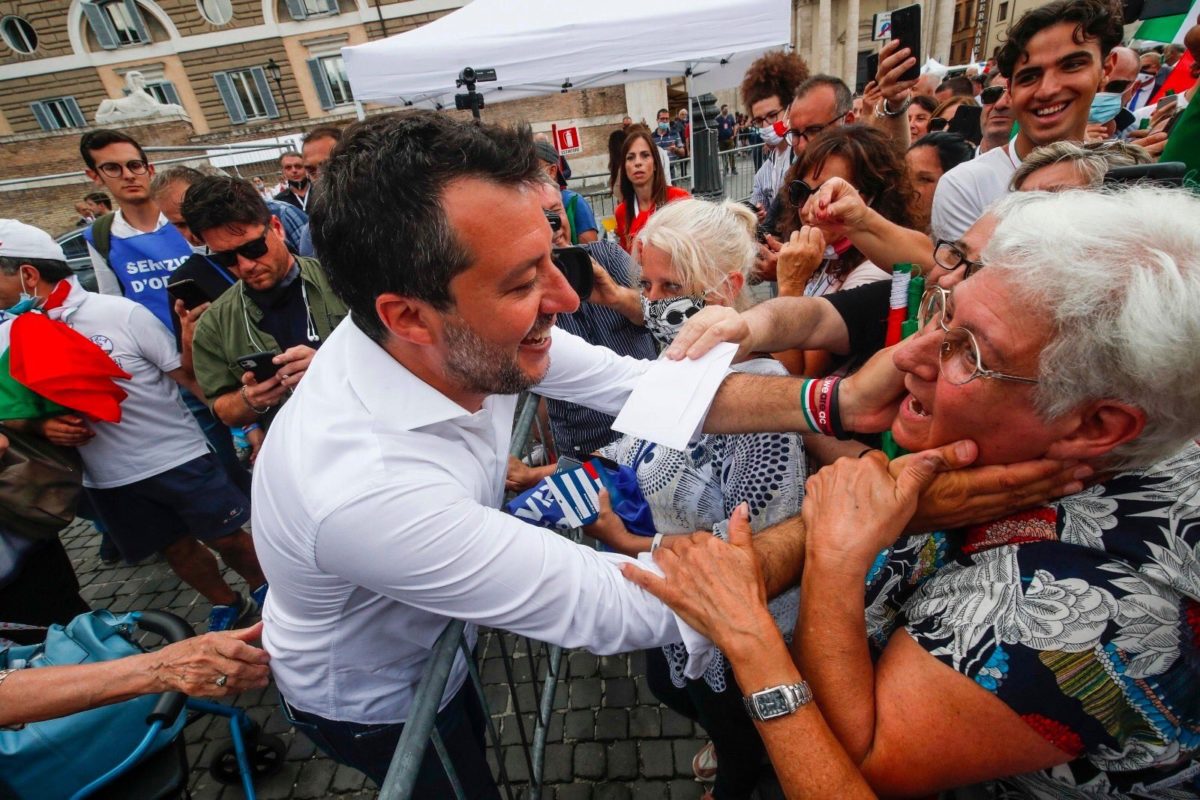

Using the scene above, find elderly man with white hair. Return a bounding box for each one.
[626,185,1200,798]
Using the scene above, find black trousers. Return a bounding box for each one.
[282,681,500,799]
[0,537,90,644]
[645,646,772,799]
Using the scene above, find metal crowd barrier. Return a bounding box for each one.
[379,392,569,800]
[571,140,765,231]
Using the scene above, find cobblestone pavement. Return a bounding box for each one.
[62,517,772,799]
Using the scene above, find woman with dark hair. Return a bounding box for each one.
[907,132,975,233]
[775,123,916,375]
[614,128,690,252]
[907,94,938,140]
[606,128,628,197]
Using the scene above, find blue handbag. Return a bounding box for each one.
[0,610,187,800]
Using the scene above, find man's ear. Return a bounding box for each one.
[375,293,440,347]
[84,168,102,187]
[844,110,857,125]
[1044,399,1146,462]
[1101,49,1118,85]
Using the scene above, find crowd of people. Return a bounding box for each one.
[2,0,1199,796]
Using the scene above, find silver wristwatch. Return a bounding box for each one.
[743,681,812,721]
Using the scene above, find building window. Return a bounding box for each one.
[214,67,280,125]
[145,80,182,105]
[307,54,353,109]
[30,97,87,131]
[284,0,338,21]
[81,0,150,50]
[198,0,233,25]
[1,16,38,54]
[997,1,1009,20]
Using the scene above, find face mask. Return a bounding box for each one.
[760,119,788,147]
[288,177,310,190]
[641,294,705,347]
[657,122,670,132]
[3,290,42,318]
[1088,91,1124,124]
[823,237,854,260]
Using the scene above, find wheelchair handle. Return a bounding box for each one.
[135,610,195,725]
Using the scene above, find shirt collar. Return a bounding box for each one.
[340,320,476,432]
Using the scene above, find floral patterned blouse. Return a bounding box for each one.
[864,443,1200,798]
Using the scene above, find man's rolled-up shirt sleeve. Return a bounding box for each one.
[534,328,651,416]
[315,477,712,672]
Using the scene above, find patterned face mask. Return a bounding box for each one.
[641,295,706,347]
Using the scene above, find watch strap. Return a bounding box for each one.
[743,681,813,721]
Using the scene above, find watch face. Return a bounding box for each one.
[754,690,790,718]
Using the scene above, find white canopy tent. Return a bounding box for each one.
[343,0,790,111]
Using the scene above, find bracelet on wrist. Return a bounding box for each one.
[876,95,912,118]
[240,385,271,416]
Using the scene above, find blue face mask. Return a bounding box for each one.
[1088,91,1124,125]
[1,291,42,319]
[657,121,670,131]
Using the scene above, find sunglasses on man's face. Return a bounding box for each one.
[210,232,270,268]
[543,210,562,232]
[980,85,1006,105]
[1104,79,1133,94]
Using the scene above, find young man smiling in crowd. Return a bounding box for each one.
[931,0,1123,241]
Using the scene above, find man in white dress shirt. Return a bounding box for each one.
[251,112,703,795]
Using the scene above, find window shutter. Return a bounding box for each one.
[214,72,246,124]
[159,80,182,106]
[322,0,339,13]
[251,67,279,119]
[82,1,120,49]
[30,101,54,131]
[284,0,308,20]
[64,97,87,127]
[122,0,150,42]
[307,58,335,110]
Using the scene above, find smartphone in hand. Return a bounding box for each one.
[235,351,282,382]
[889,4,922,82]
[167,278,213,311]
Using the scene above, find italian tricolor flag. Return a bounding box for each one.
[0,281,129,424]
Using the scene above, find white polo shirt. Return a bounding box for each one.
[931,139,1023,242]
[45,279,209,488]
[254,320,709,724]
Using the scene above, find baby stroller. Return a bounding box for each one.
[1,610,285,800]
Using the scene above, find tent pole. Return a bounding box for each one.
[685,70,695,189]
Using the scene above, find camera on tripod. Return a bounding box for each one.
[455,67,497,115]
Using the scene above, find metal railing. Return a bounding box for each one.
[379,392,569,800]
[569,141,767,231]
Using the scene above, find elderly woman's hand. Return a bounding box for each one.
[505,455,554,493]
[803,446,959,573]
[908,451,1090,532]
[149,621,270,698]
[777,228,826,296]
[663,305,755,362]
[620,505,777,656]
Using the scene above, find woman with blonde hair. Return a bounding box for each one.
[572,197,804,798]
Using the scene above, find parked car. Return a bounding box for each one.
[55,228,98,292]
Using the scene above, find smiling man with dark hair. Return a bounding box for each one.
[932,0,1123,241]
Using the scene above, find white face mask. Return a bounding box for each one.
[760,119,787,147]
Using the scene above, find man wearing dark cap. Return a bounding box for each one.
[534,139,599,245]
